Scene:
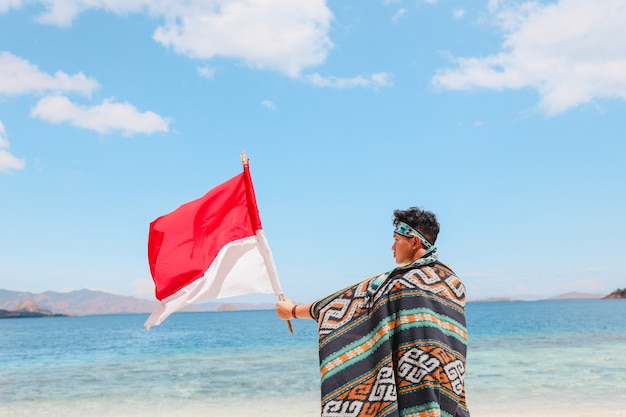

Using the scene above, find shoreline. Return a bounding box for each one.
[2,402,626,417]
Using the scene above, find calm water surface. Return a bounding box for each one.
[1,299,625,417]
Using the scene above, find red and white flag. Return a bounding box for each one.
[144,157,283,330]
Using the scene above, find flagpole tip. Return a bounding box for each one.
[240,150,249,166]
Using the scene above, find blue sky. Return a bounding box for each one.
[1,0,625,303]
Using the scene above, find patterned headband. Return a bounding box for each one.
[394,221,433,249]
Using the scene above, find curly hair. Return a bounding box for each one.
[393,207,440,245]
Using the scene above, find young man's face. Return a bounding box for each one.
[392,233,419,264]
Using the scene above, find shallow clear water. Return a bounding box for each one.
[1,299,625,416]
[465,300,626,416]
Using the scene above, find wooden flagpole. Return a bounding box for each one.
[241,151,294,334]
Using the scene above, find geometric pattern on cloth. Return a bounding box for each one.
[396,344,465,398]
[322,400,364,417]
[318,280,370,336]
[397,347,440,384]
[444,360,466,396]
[368,365,397,402]
[321,363,398,417]
[445,276,467,302]
[313,260,470,417]
[391,266,467,308]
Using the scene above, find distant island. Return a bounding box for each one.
[0,299,66,318]
[470,292,606,302]
[0,289,275,317]
[604,288,626,299]
[0,287,621,318]
[0,309,66,318]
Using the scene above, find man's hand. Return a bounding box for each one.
[276,296,294,320]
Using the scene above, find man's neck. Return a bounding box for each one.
[411,248,427,261]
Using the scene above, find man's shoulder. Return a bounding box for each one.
[386,262,466,304]
[394,261,456,278]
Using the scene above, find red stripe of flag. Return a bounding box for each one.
[144,163,282,330]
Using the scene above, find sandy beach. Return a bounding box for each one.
[2,400,626,417]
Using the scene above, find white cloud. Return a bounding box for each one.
[3,1,403,87]
[31,0,149,27]
[3,0,334,78]
[392,8,407,23]
[0,121,26,173]
[2,2,396,92]
[305,72,393,89]
[261,100,276,110]
[0,121,7,148]
[487,0,503,13]
[0,0,21,13]
[30,96,170,136]
[197,66,216,80]
[432,0,626,114]
[0,52,168,137]
[0,51,99,96]
[452,8,465,20]
[152,1,333,77]
[0,155,16,171]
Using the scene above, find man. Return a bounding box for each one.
[276,207,469,417]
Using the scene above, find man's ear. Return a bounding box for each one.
[413,236,421,248]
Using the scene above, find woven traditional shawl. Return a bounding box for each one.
[311,261,469,417]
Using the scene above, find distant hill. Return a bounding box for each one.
[547,292,607,300]
[469,292,607,303]
[0,298,66,318]
[0,289,274,316]
[468,297,517,302]
[0,289,158,316]
[0,288,614,316]
[604,288,626,299]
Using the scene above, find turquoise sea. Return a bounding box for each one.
[1,299,625,417]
